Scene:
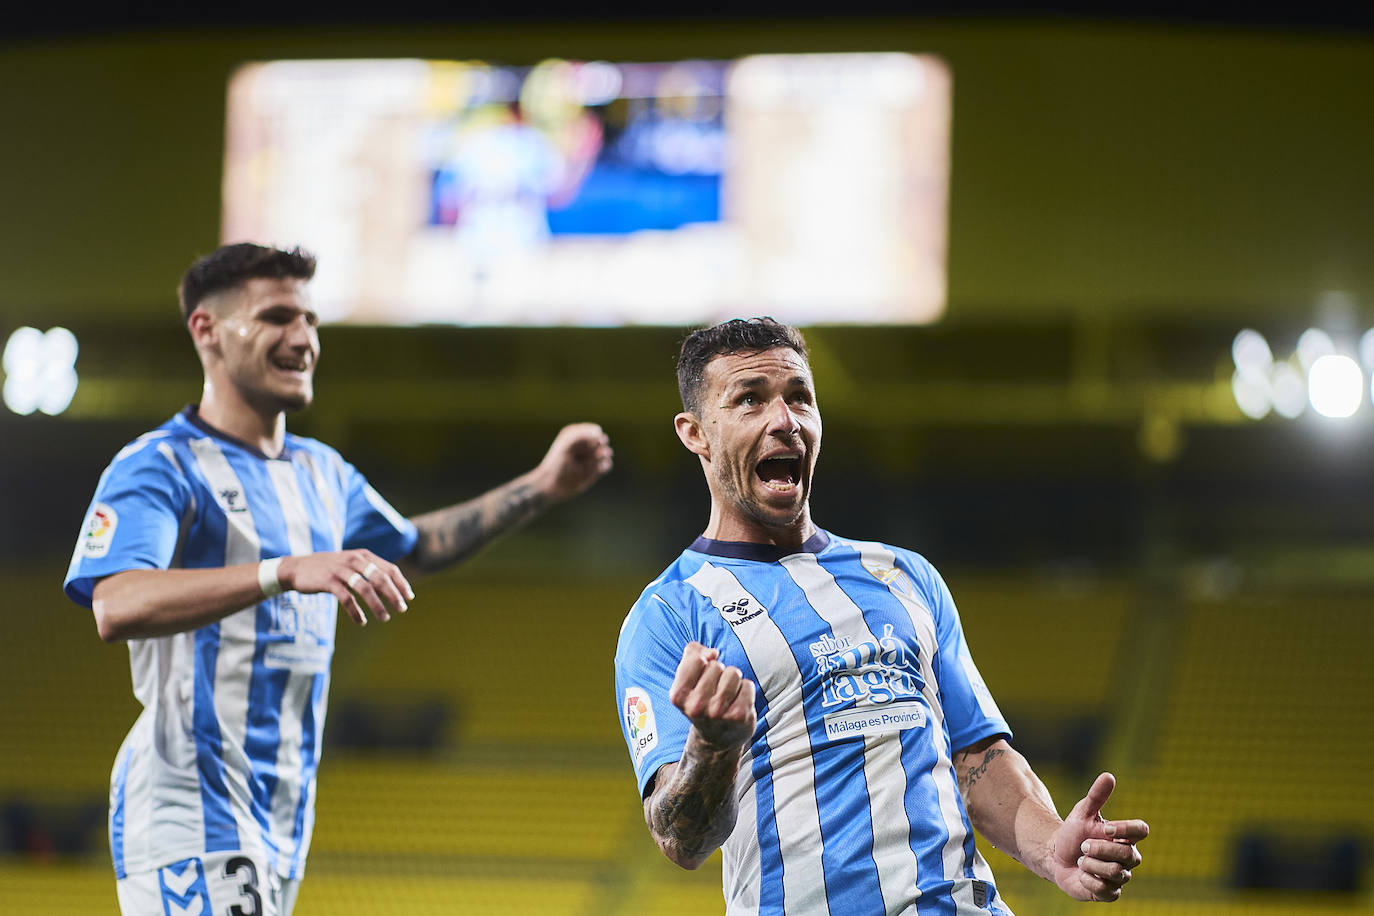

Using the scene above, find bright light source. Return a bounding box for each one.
[1296,328,1335,371]
[1271,363,1307,419]
[1308,354,1363,419]
[1359,328,1374,371]
[1231,328,1273,380]
[2,326,79,416]
[1231,369,1272,419]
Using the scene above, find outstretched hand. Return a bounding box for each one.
[669,642,757,751]
[534,423,614,503]
[1049,773,1149,902]
[279,549,414,627]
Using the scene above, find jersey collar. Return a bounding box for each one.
[180,405,292,461]
[688,529,830,562]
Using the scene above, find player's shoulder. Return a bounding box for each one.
[283,430,345,465]
[825,530,945,596]
[105,412,196,470]
[617,549,712,639]
[824,530,938,572]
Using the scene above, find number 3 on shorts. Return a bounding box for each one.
[223,856,263,916]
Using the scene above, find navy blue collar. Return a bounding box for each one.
[180,405,290,461]
[689,529,829,562]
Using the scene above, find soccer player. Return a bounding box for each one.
[614,318,1148,914]
[64,243,613,916]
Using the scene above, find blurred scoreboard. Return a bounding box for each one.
[223,53,950,327]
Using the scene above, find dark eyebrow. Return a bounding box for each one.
[257,303,319,324]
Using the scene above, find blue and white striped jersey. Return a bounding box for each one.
[615,531,1014,916]
[64,407,418,881]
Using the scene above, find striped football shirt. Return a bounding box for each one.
[615,530,1014,915]
[64,407,417,881]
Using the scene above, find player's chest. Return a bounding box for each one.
[697,567,940,703]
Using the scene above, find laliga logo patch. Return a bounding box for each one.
[719,595,765,628]
[82,503,117,558]
[624,688,658,766]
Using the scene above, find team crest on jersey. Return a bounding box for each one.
[624,688,658,766]
[718,595,765,628]
[81,502,117,558]
[863,561,914,599]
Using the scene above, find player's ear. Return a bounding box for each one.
[187,306,220,354]
[674,411,710,460]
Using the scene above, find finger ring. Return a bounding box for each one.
[347,571,363,589]
[361,562,378,581]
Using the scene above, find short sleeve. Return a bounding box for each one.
[910,556,1011,753]
[64,438,190,608]
[614,587,695,799]
[339,461,418,561]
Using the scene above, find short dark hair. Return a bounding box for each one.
[676,317,809,414]
[177,243,317,323]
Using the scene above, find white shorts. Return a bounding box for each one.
[115,851,302,916]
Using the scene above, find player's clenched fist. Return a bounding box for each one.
[668,641,757,750]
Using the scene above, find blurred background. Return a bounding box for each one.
[2,2,1373,913]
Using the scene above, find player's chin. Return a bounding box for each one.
[277,387,313,412]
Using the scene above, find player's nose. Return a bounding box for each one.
[764,397,800,437]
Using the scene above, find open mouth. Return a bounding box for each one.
[272,357,310,374]
[755,455,802,491]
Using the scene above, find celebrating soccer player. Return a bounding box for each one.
[614,318,1147,913]
[64,243,613,916]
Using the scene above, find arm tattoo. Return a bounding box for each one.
[959,746,1007,794]
[409,481,546,573]
[648,742,742,864]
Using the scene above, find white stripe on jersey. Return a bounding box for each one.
[189,438,269,863]
[781,553,923,915]
[363,483,409,536]
[685,562,829,916]
[265,461,316,862]
[723,765,762,915]
[296,451,343,548]
[854,541,989,914]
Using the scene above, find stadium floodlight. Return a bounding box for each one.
[1359,328,1374,371]
[1296,328,1336,372]
[1231,368,1272,420]
[1231,328,1273,380]
[2,326,79,416]
[1270,363,1307,419]
[1308,354,1363,419]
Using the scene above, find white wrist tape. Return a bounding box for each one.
[258,557,285,598]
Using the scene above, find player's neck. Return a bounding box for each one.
[198,379,287,458]
[702,504,814,550]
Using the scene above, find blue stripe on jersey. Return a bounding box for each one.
[288,672,327,878]
[716,609,783,915]
[110,746,130,879]
[194,624,239,853]
[780,566,886,913]
[243,616,289,870]
[899,724,952,915]
[748,711,787,915]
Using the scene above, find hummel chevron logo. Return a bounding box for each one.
[167,898,205,916]
[160,860,200,897]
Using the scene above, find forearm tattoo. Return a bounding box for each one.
[410,482,546,572]
[649,745,741,862]
[959,746,1007,794]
